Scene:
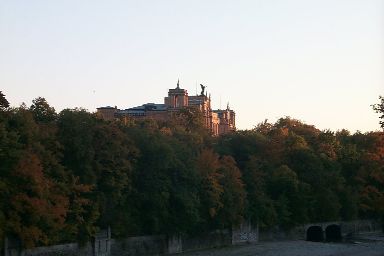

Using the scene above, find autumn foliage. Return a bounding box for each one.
[0,93,383,248]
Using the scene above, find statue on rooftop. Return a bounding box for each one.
[200,84,206,96]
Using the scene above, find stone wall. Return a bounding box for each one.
[232,221,259,244]
[23,243,93,256]
[110,235,167,256]
[5,220,378,256]
[16,220,377,255]
[182,230,232,252]
[340,220,381,235]
[259,226,305,241]
[167,235,182,254]
[2,230,235,256]
[2,231,103,256]
[2,238,93,256]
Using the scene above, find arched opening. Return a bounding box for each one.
[325,224,342,242]
[306,226,324,242]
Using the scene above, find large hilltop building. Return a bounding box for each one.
[97,81,235,136]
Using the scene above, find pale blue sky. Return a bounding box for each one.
[1,0,383,132]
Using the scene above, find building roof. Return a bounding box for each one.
[96,106,116,110]
[118,103,168,115]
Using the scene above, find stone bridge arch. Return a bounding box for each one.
[325,224,342,242]
[305,222,342,242]
[306,225,323,242]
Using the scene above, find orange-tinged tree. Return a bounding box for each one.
[356,132,384,220]
[7,152,69,248]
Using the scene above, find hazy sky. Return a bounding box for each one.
[1,0,383,132]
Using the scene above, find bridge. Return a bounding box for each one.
[304,220,381,242]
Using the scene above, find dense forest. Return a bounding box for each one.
[0,92,383,248]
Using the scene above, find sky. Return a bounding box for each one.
[0,0,383,132]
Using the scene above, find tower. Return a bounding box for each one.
[164,80,189,108]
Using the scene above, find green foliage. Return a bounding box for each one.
[29,97,57,123]
[1,98,383,248]
[171,106,206,134]
[372,96,384,129]
[217,156,245,228]
[0,91,10,110]
[196,149,223,222]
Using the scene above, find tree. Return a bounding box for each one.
[171,107,207,134]
[128,128,175,235]
[62,176,96,245]
[267,165,302,228]
[0,120,22,242]
[92,122,138,234]
[372,96,384,129]
[5,92,384,243]
[242,156,276,229]
[355,132,384,220]
[6,152,69,248]
[196,149,224,222]
[29,97,57,123]
[58,109,97,184]
[268,165,298,199]
[0,91,9,110]
[217,155,245,228]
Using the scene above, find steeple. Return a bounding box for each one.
[176,79,180,89]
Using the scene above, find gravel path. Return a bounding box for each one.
[179,236,384,256]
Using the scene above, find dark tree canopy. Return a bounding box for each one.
[1,96,383,248]
[0,91,10,110]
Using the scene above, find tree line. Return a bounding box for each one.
[0,92,383,248]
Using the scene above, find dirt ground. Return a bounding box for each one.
[179,233,384,256]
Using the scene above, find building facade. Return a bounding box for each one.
[97,81,235,136]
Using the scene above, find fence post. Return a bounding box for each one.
[3,237,8,256]
[92,235,96,256]
[107,226,111,255]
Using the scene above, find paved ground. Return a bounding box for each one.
[179,233,384,256]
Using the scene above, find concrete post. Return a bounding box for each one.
[107,226,111,255]
[4,237,8,256]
